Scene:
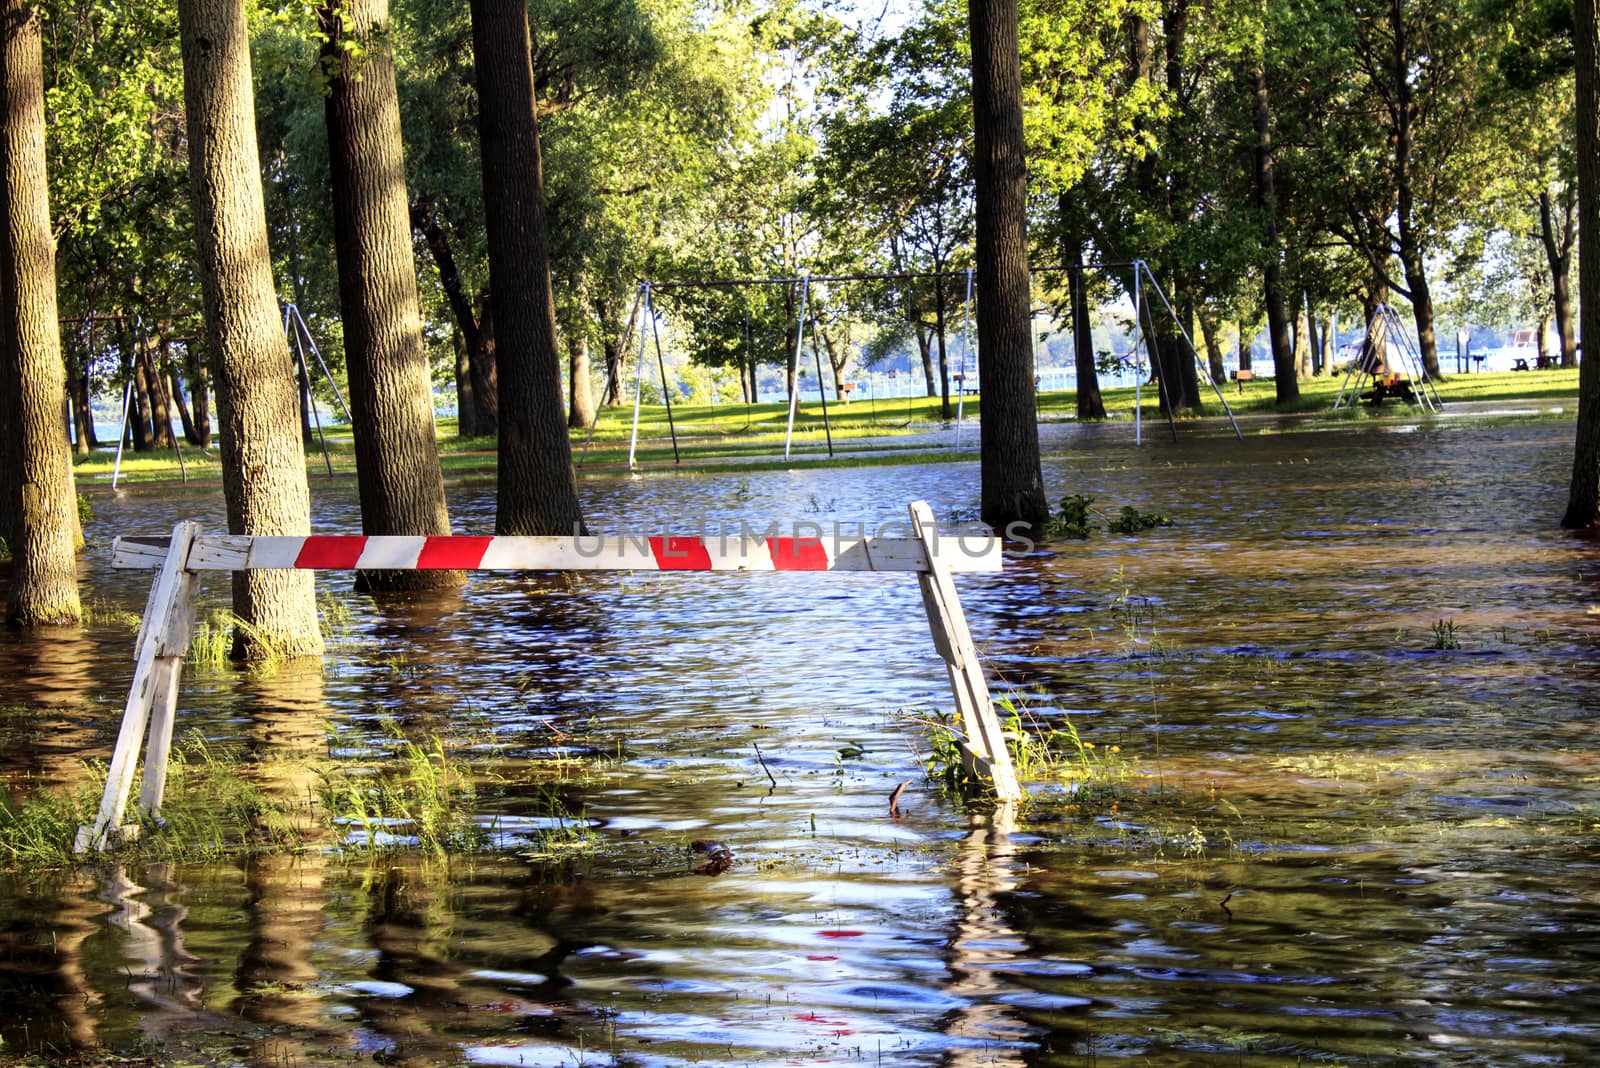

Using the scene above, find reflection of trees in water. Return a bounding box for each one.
[0,627,105,788]
[0,870,103,1050]
[938,805,1033,1068]
[101,863,227,1048]
[233,657,350,1065]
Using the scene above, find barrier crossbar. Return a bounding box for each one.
[74,500,1021,854]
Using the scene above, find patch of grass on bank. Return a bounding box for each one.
[0,723,594,871]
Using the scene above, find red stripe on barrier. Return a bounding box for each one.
[294,536,366,569]
[416,536,495,569]
[767,537,830,570]
[649,536,713,570]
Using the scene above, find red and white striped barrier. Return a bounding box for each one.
[110,531,1002,574]
[76,501,1020,854]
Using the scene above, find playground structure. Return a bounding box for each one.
[580,259,1242,469]
[1332,303,1443,412]
[74,500,1021,854]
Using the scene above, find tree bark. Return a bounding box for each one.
[140,332,175,448]
[469,0,584,536]
[1540,185,1578,368]
[1388,0,1442,380]
[184,338,212,448]
[471,289,499,433]
[1566,0,1600,526]
[178,0,322,657]
[915,320,936,397]
[452,327,478,437]
[1,0,79,625]
[933,272,952,418]
[968,0,1046,531]
[322,0,461,592]
[129,344,154,451]
[1253,64,1297,406]
[1066,245,1104,420]
[567,329,595,429]
[1198,307,1225,385]
[1238,317,1252,372]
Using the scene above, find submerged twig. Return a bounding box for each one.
[752,742,778,788]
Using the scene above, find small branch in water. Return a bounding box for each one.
[888,781,908,816]
[752,742,778,788]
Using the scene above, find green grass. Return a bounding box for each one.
[68,367,1580,486]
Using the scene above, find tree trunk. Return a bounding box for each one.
[1388,0,1441,380]
[1321,312,1335,373]
[1253,64,1297,406]
[1,0,80,625]
[322,0,461,592]
[469,0,584,536]
[1198,308,1224,385]
[184,339,212,448]
[140,332,175,448]
[1293,308,1311,380]
[129,344,154,451]
[915,320,937,397]
[1067,255,1105,420]
[68,348,93,454]
[1238,318,1252,372]
[968,0,1047,531]
[1540,186,1578,368]
[568,329,595,429]
[934,274,952,418]
[1567,0,1600,526]
[452,327,478,437]
[472,290,499,433]
[178,0,322,657]
[1304,295,1323,375]
[1363,280,1390,371]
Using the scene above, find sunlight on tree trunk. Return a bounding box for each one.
[177,0,321,657]
[469,0,584,536]
[969,0,1047,532]
[322,0,462,592]
[1564,0,1600,528]
[2,0,81,626]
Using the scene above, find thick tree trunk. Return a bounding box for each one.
[1253,64,1297,406]
[1567,0,1600,526]
[1071,264,1105,420]
[1388,0,1441,381]
[178,0,322,657]
[1,0,80,625]
[1540,186,1578,368]
[969,0,1046,531]
[470,0,584,536]
[567,329,595,429]
[322,0,461,592]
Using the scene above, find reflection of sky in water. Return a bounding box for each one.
[0,419,1596,1064]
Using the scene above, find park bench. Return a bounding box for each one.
[1230,368,1254,394]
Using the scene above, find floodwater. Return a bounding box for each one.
[2,413,1598,1066]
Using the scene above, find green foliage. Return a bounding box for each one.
[1044,493,1094,539]
[1432,619,1461,650]
[1107,505,1173,534]
[317,729,488,856]
[76,492,93,528]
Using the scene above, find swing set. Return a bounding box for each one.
[579,259,1241,468]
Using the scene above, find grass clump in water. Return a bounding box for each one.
[318,730,489,856]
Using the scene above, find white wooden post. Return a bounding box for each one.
[75,521,202,854]
[908,501,1022,801]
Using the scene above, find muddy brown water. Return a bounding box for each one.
[1,415,1598,1066]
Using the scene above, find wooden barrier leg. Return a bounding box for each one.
[76,522,202,854]
[136,572,197,820]
[909,501,1022,801]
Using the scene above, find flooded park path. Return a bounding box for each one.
[1,415,1597,1065]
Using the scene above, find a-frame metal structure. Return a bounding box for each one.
[1332,303,1443,412]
